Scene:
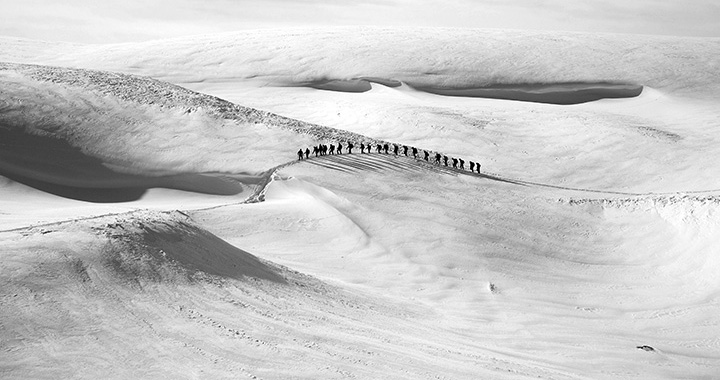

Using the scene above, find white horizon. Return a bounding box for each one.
[1,0,719,44]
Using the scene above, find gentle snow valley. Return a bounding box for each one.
[1,28,720,379]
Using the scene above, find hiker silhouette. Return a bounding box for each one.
[403,146,408,156]
[337,143,343,154]
[383,143,389,154]
[304,148,310,159]
[348,142,354,154]
[469,161,475,172]
[459,159,465,170]
[394,144,399,155]
[360,143,365,153]
[329,144,335,155]
[443,156,448,166]
[423,151,429,161]
[412,147,418,158]
[297,149,304,160]
[435,153,441,164]
[452,158,457,168]
[376,144,382,153]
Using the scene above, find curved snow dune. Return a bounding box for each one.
[0,125,243,202]
[230,159,720,378]
[11,27,718,98]
[0,63,404,200]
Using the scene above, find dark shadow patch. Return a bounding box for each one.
[289,77,401,93]
[306,79,372,93]
[408,82,644,105]
[357,77,402,88]
[0,171,147,202]
[0,124,243,202]
[102,217,286,284]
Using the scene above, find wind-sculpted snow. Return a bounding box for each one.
[9,28,718,98]
[0,63,409,200]
[2,27,720,379]
[0,62,382,143]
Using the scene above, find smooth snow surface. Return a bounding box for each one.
[1,27,720,379]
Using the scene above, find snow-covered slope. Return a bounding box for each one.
[1,28,719,379]
[4,28,718,96]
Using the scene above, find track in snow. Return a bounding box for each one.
[300,152,524,186]
[294,152,720,198]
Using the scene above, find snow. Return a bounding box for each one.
[1,27,720,379]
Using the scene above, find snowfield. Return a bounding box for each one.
[1,27,720,379]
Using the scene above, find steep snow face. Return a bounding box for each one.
[1,28,720,379]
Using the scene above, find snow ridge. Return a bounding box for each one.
[1,62,380,145]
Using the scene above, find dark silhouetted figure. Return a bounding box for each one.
[443,156,448,166]
[476,163,481,173]
[469,161,475,172]
[376,144,382,153]
[459,159,465,170]
[394,144,399,155]
[305,148,310,159]
[423,151,429,161]
[383,144,389,154]
[313,146,319,157]
[412,147,418,158]
[452,158,458,168]
[337,143,343,154]
[329,144,335,155]
[360,143,365,153]
[435,153,441,164]
[403,146,408,156]
[348,142,354,154]
[297,149,304,160]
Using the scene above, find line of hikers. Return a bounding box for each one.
[297,142,482,173]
